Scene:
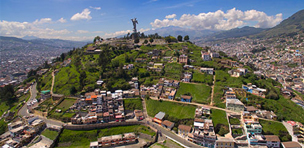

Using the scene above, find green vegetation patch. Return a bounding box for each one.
[259,119,291,142]
[48,98,77,122]
[164,63,182,80]
[232,128,243,135]
[56,125,155,148]
[229,117,240,125]
[176,82,211,104]
[211,109,229,136]
[53,65,80,95]
[145,99,195,119]
[42,128,59,140]
[124,98,143,110]
[192,70,213,85]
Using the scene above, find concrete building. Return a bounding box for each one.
[226,99,245,112]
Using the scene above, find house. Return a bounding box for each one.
[154,63,164,69]
[86,46,96,52]
[90,141,98,148]
[264,135,280,148]
[168,89,176,100]
[210,52,219,58]
[179,54,188,64]
[183,72,192,82]
[245,106,258,113]
[134,110,144,121]
[215,138,235,148]
[200,68,214,75]
[161,120,174,130]
[181,95,192,102]
[178,125,192,138]
[135,58,146,63]
[153,112,165,125]
[188,128,216,148]
[281,141,302,148]
[244,122,262,134]
[201,51,211,61]
[229,68,248,77]
[226,99,244,112]
[97,133,137,147]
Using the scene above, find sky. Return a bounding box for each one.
[0,0,303,41]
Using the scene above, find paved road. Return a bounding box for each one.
[18,83,64,126]
[18,83,37,117]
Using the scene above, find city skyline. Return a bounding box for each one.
[0,0,303,41]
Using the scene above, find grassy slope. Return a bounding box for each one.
[42,128,59,140]
[176,82,211,104]
[124,98,143,110]
[53,65,80,95]
[211,109,229,135]
[259,119,291,142]
[192,70,213,85]
[164,63,182,80]
[145,99,195,119]
[56,125,155,148]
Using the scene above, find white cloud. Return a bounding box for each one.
[104,30,131,38]
[165,14,176,19]
[150,8,283,30]
[70,8,92,21]
[139,28,151,32]
[58,18,67,23]
[90,6,101,10]
[33,18,52,25]
[77,30,89,34]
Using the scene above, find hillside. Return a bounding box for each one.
[255,9,304,38]
[0,36,88,51]
[35,40,304,125]
[202,26,265,41]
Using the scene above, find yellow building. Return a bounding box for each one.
[154,63,164,69]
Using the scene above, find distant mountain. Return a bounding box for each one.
[255,9,304,38]
[0,36,88,51]
[201,26,265,41]
[22,35,39,40]
[143,26,217,39]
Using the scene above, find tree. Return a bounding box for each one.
[0,85,16,105]
[93,36,101,43]
[70,86,77,95]
[134,38,140,44]
[184,35,189,41]
[79,71,87,89]
[177,35,183,42]
[149,38,154,44]
[143,39,148,44]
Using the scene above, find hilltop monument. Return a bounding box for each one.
[131,18,139,40]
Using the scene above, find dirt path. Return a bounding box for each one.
[51,71,55,95]
[210,74,216,105]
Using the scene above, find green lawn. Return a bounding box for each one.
[229,117,240,125]
[124,98,143,110]
[164,63,182,80]
[259,119,291,142]
[211,109,229,136]
[176,82,211,104]
[0,119,7,135]
[56,125,155,148]
[192,70,213,85]
[48,98,77,122]
[232,128,243,135]
[145,99,195,120]
[42,128,59,140]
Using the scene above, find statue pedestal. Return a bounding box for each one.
[132,30,138,40]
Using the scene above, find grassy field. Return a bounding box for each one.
[232,128,243,135]
[259,119,291,142]
[124,98,143,110]
[192,70,213,85]
[48,98,77,122]
[42,128,59,140]
[164,63,182,80]
[53,65,80,95]
[211,109,229,136]
[229,117,240,125]
[40,71,53,91]
[0,119,7,135]
[176,82,211,104]
[145,99,195,119]
[56,125,155,148]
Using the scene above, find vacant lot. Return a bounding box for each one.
[42,128,59,140]
[259,119,291,142]
[56,125,155,148]
[211,109,229,136]
[145,99,195,119]
[164,63,182,80]
[192,70,213,85]
[124,98,143,110]
[48,98,77,122]
[176,82,211,104]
